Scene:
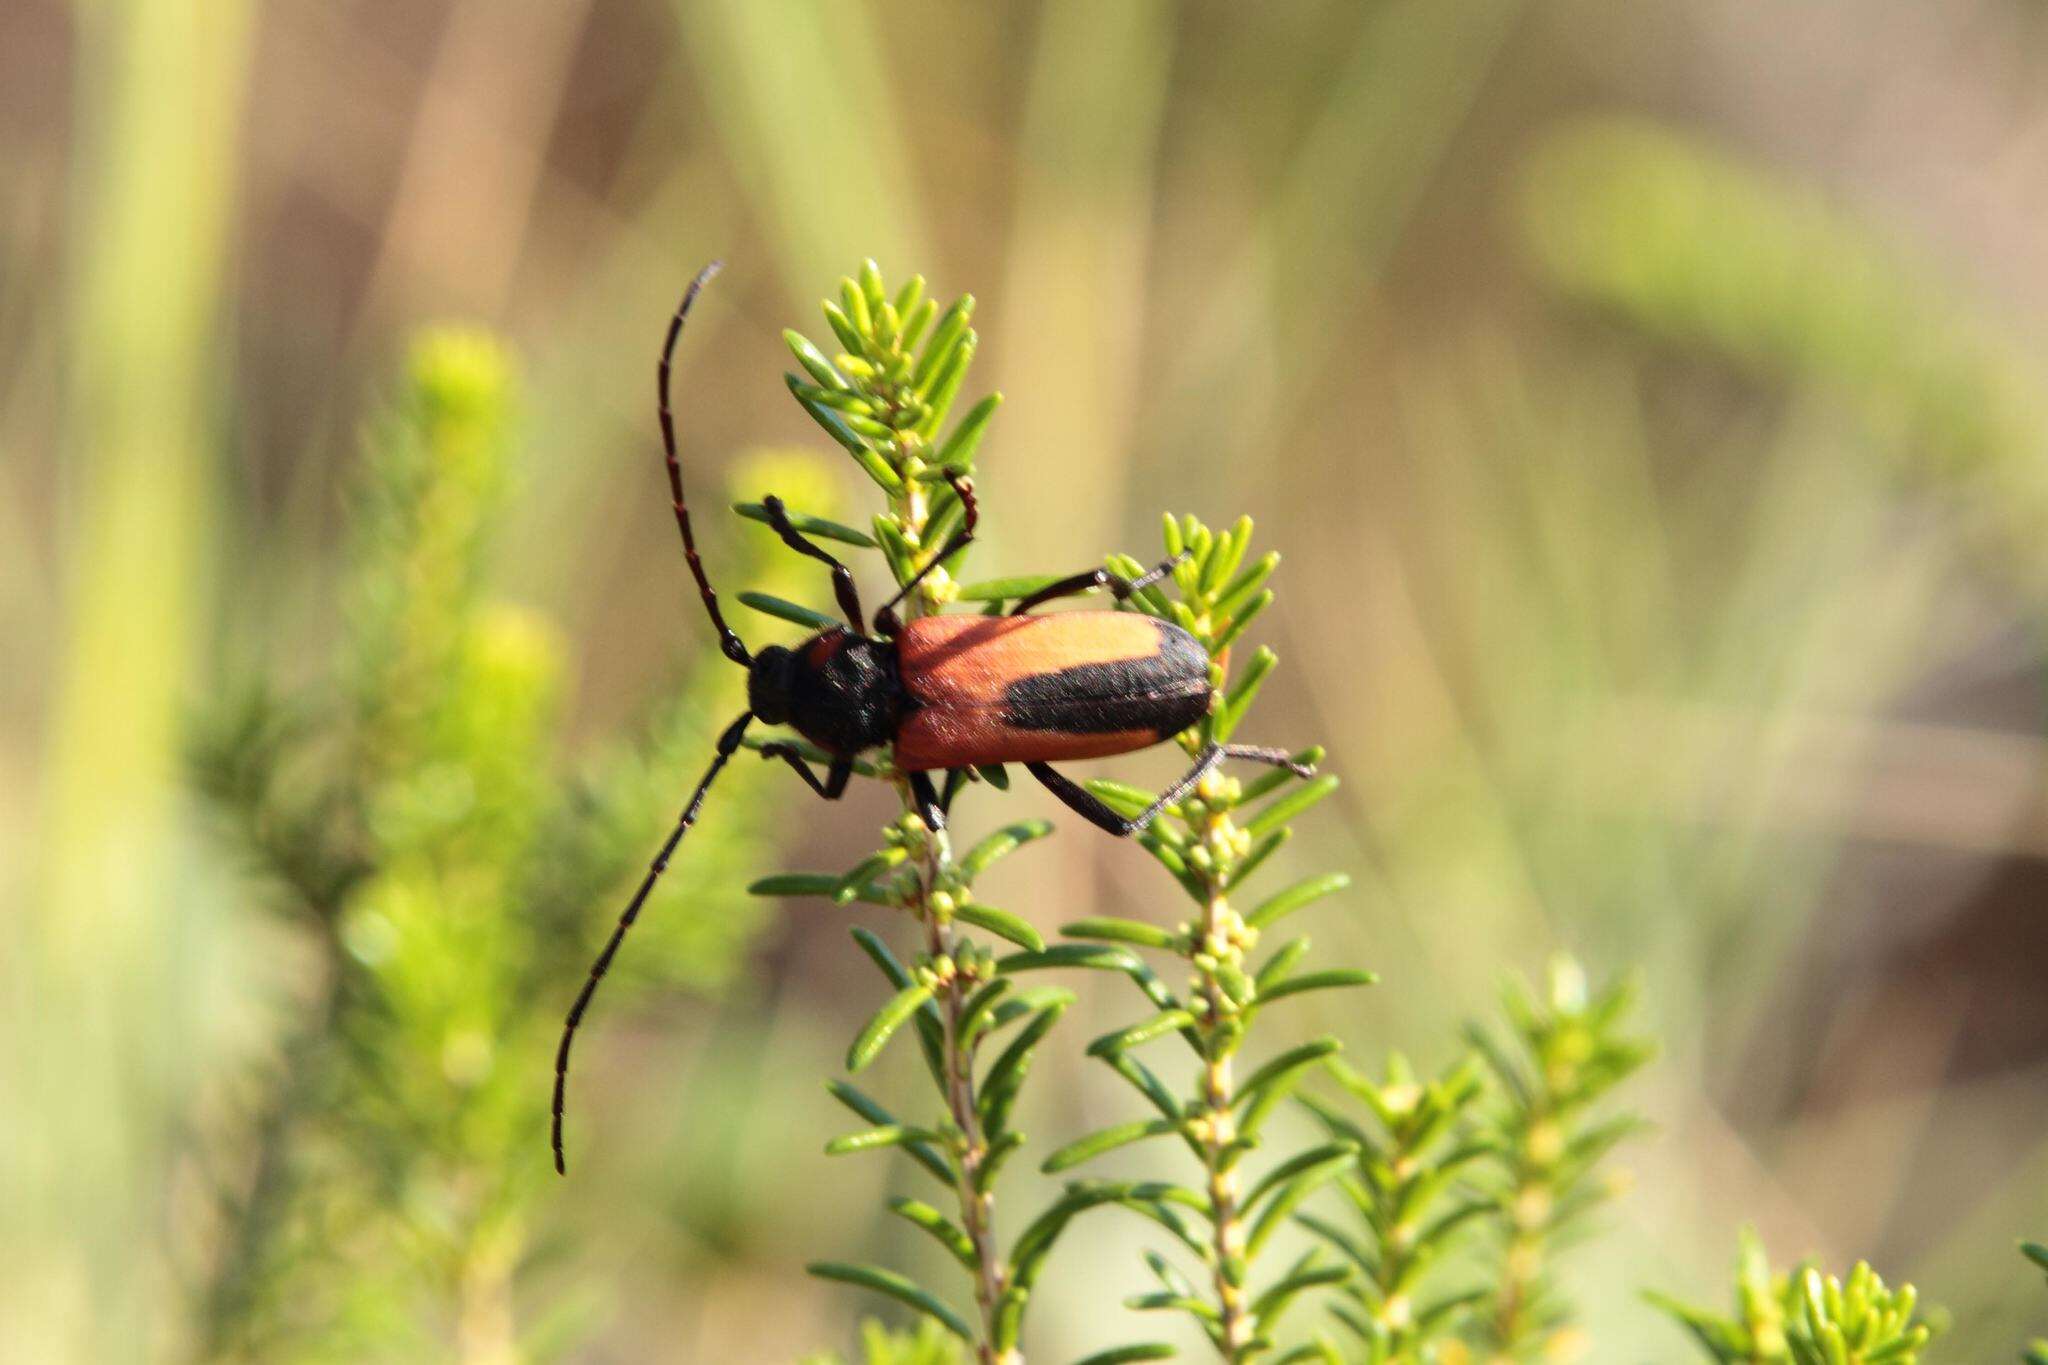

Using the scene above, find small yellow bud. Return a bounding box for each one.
[1513,1186,1552,1231]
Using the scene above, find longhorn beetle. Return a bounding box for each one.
[552,263,1314,1173]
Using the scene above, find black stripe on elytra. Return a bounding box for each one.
[998,619,1211,736]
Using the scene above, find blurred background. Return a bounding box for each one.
[7,0,2048,1359]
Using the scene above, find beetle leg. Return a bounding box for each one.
[1217,742,1318,780]
[1029,742,1316,837]
[1027,745,1223,837]
[939,767,971,816]
[1007,550,1189,616]
[906,770,947,832]
[873,473,979,637]
[758,742,854,799]
[760,494,866,632]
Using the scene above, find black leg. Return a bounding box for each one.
[758,743,853,799]
[874,473,978,637]
[1028,743,1316,838]
[1216,743,1317,779]
[907,770,947,832]
[760,494,865,632]
[1028,745,1222,837]
[1008,550,1189,616]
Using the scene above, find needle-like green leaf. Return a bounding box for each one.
[732,501,877,547]
[1253,970,1378,1007]
[954,573,1066,603]
[1245,873,1350,929]
[1062,917,1181,951]
[979,998,1069,1135]
[1244,776,1340,841]
[826,1124,943,1155]
[961,819,1055,879]
[887,1197,977,1270]
[1042,1118,1181,1174]
[1072,1346,1177,1365]
[952,902,1044,951]
[847,981,935,1073]
[1086,1010,1196,1058]
[738,592,839,632]
[806,1262,973,1343]
[935,392,1003,468]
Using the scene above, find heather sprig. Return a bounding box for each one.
[756,263,1062,1365]
[1295,1053,1491,1362]
[1463,959,1653,1360]
[1648,1230,1939,1365]
[1007,513,1362,1364]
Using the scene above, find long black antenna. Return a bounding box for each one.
[553,710,755,1174]
[661,261,750,667]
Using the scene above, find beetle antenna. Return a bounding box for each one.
[659,261,750,667]
[553,710,755,1174]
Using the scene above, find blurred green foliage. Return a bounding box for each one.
[1300,1052,1490,1361]
[1521,116,2048,601]
[1460,962,1653,1359]
[186,333,813,1360]
[802,1319,964,1365]
[1294,962,1648,1364]
[1650,1230,1939,1365]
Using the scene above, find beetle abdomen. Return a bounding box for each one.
[893,613,1210,770]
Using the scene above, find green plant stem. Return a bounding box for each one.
[916,838,1016,1365]
[885,374,1015,1361]
[1195,887,1254,1361]
[194,935,344,1356]
[1487,1108,1552,1359]
[1489,1200,1538,1359]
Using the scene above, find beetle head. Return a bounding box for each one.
[746,644,796,725]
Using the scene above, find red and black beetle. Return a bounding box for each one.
[552,264,1312,1172]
